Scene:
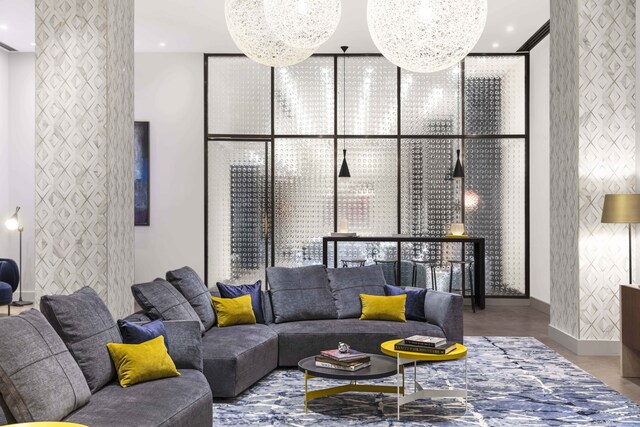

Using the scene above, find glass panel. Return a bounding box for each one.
[464,56,525,135]
[335,241,398,280]
[337,57,397,135]
[207,140,268,285]
[465,138,525,296]
[274,139,334,266]
[337,139,397,236]
[275,57,334,135]
[208,57,271,135]
[401,65,462,135]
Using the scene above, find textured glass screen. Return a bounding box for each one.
[274,139,334,266]
[208,57,271,135]
[337,139,397,236]
[401,66,462,135]
[465,139,526,295]
[337,57,397,135]
[464,56,526,135]
[207,140,268,285]
[275,57,334,135]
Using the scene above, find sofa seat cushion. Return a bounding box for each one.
[166,267,216,331]
[132,279,205,334]
[269,319,445,366]
[201,324,278,397]
[266,265,337,323]
[40,287,122,393]
[0,309,91,422]
[64,370,212,427]
[327,265,387,319]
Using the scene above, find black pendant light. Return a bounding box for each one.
[452,149,464,179]
[338,45,351,178]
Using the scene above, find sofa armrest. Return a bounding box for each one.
[135,320,203,372]
[424,291,463,344]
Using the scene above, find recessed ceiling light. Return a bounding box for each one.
[30,42,36,46]
[159,42,166,47]
[492,42,499,48]
[506,25,514,32]
[0,25,8,31]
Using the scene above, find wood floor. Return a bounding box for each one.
[464,304,640,403]
[4,303,640,403]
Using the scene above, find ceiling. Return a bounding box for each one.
[0,0,549,54]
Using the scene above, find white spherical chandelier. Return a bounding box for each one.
[367,0,487,73]
[225,0,314,67]
[263,0,342,49]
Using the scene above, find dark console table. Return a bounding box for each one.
[322,236,485,309]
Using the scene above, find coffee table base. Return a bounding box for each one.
[303,370,405,413]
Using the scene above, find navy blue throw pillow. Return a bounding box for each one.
[384,284,427,322]
[117,319,169,351]
[216,281,265,324]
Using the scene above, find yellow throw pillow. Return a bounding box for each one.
[212,294,257,327]
[107,335,179,388]
[360,294,407,322]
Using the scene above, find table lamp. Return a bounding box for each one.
[601,194,640,284]
[5,206,31,306]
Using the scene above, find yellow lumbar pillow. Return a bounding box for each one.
[360,294,407,322]
[212,294,257,327]
[107,335,179,388]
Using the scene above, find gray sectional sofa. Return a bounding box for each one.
[0,288,212,427]
[129,264,463,398]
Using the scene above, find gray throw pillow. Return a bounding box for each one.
[132,278,205,334]
[266,265,337,323]
[40,286,122,393]
[166,266,215,331]
[0,309,91,422]
[327,265,387,318]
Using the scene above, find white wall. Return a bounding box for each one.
[529,36,551,304]
[134,53,205,283]
[0,52,35,299]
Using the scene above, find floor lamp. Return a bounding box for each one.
[5,206,32,306]
[601,194,640,285]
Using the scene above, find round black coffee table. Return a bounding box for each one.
[297,354,403,412]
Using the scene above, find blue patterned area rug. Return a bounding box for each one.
[212,337,640,426]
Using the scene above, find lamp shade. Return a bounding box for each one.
[601,194,640,223]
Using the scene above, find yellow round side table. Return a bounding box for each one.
[380,339,468,420]
[7,422,88,427]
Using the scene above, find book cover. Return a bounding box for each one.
[404,335,447,347]
[320,349,368,362]
[394,340,457,355]
[315,361,371,371]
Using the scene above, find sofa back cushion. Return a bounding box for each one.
[0,309,91,422]
[166,266,215,331]
[266,265,337,323]
[40,286,122,393]
[327,265,386,318]
[132,279,205,334]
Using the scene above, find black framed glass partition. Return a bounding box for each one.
[205,53,529,298]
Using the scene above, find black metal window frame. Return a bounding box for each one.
[204,52,530,299]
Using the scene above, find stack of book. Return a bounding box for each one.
[315,349,371,371]
[394,335,457,354]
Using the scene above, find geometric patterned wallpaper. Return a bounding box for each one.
[34,0,134,319]
[550,0,636,342]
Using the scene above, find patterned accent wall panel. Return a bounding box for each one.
[400,66,461,135]
[207,140,268,285]
[337,57,397,135]
[275,57,334,135]
[35,0,135,319]
[577,0,635,341]
[274,139,334,266]
[208,57,271,135]
[337,139,397,235]
[549,0,581,338]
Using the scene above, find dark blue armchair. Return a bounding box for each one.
[0,259,19,315]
